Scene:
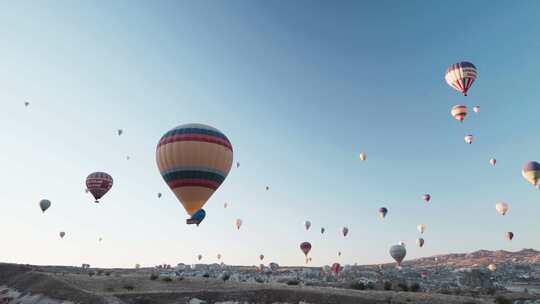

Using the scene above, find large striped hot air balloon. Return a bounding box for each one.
[450,105,467,122]
[445,61,477,96]
[156,124,233,225]
[86,172,113,203]
[522,161,540,186]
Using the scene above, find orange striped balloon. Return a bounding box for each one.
[156,123,233,215]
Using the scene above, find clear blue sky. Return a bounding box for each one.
[1,1,540,268]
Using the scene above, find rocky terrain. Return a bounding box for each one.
[2,249,540,304]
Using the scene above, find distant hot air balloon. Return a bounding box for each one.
[86,172,113,203]
[342,226,349,237]
[473,105,480,113]
[59,232,66,239]
[236,162,240,168]
[445,61,477,96]
[156,124,233,225]
[389,244,406,266]
[487,264,497,272]
[235,218,243,230]
[157,192,162,198]
[39,199,51,213]
[506,232,514,241]
[464,134,474,144]
[189,209,206,226]
[450,105,468,122]
[359,152,367,161]
[266,186,269,191]
[490,158,497,166]
[416,238,425,248]
[99,237,103,242]
[224,202,228,208]
[269,262,279,271]
[300,242,312,261]
[331,263,342,276]
[496,202,509,216]
[126,155,131,160]
[379,207,388,219]
[198,254,202,261]
[417,224,426,234]
[423,194,431,203]
[259,254,264,261]
[338,251,342,257]
[522,161,540,186]
[117,129,123,136]
[304,220,311,231]
[217,254,222,260]
[320,227,325,234]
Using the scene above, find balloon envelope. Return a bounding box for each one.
[235,218,243,230]
[86,172,113,203]
[59,232,65,238]
[423,194,431,203]
[416,238,425,248]
[522,161,540,186]
[450,105,467,122]
[464,134,474,144]
[304,220,311,231]
[300,242,312,256]
[417,224,426,234]
[390,244,406,266]
[342,226,349,237]
[320,227,325,234]
[331,263,341,275]
[379,207,388,219]
[490,159,496,166]
[496,202,509,216]
[39,199,51,213]
[506,232,514,241]
[156,123,233,216]
[445,61,477,96]
[359,152,367,161]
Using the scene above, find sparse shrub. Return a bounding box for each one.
[177,276,184,281]
[383,281,392,291]
[397,282,408,291]
[350,281,365,290]
[123,284,135,291]
[202,273,210,278]
[286,279,300,286]
[494,296,511,304]
[486,287,496,295]
[149,274,158,280]
[409,283,421,292]
[162,277,173,282]
[105,271,111,276]
[366,281,375,290]
[88,271,95,277]
[97,269,104,276]
[104,286,115,292]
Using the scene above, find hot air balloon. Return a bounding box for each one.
[236,162,240,168]
[117,129,123,136]
[99,237,103,242]
[156,124,233,225]
[379,207,388,219]
[224,202,228,208]
[359,152,367,161]
[464,134,474,144]
[320,227,325,234]
[450,105,468,122]
[487,264,497,272]
[338,251,342,257]
[506,232,514,241]
[197,254,202,261]
[300,242,312,262]
[24,101,30,107]
[126,155,131,160]
[389,244,406,266]
[39,199,51,213]
[86,172,113,203]
[59,232,66,239]
[265,186,269,191]
[416,238,425,248]
[235,218,243,230]
[304,220,311,231]
[259,254,264,261]
[496,202,509,216]
[331,263,342,276]
[490,158,497,166]
[445,61,477,96]
[269,262,279,271]
[423,194,431,203]
[473,105,480,113]
[188,209,206,226]
[522,161,540,186]
[417,224,426,234]
[342,226,349,237]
